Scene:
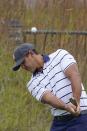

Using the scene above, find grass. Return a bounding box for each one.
[0,37,52,131]
[0,0,87,130]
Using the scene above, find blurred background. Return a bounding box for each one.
[0,0,87,130]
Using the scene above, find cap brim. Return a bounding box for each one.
[12,58,24,71]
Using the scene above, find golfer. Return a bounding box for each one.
[12,43,87,131]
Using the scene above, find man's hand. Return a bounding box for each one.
[74,104,81,116]
[65,102,80,116]
[65,103,77,115]
[69,97,81,116]
[41,91,81,116]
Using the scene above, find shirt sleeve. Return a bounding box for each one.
[27,80,51,101]
[60,50,77,72]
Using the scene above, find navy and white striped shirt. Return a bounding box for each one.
[27,49,87,116]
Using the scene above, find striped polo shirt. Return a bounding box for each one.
[27,49,87,116]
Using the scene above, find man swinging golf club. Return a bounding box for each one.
[12,43,87,131]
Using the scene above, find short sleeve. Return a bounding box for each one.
[27,80,51,101]
[60,50,77,72]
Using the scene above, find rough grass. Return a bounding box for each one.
[0,38,52,131]
[0,0,87,131]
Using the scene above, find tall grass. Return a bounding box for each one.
[0,0,87,130]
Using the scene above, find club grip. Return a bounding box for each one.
[69,98,78,106]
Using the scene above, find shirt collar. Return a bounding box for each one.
[42,54,50,63]
[33,55,50,76]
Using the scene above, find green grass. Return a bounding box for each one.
[0,1,87,130]
[0,38,52,131]
[0,84,52,131]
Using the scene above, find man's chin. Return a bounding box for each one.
[25,67,35,73]
[28,69,35,73]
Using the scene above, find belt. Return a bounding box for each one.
[54,110,87,121]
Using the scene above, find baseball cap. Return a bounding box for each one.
[12,43,35,71]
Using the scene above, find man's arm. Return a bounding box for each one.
[64,63,82,104]
[41,91,77,115]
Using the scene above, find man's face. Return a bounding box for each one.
[21,52,37,73]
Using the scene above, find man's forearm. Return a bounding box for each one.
[70,73,82,103]
[65,64,82,104]
[41,91,67,110]
[41,91,77,115]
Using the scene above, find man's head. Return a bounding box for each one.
[12,43,43,72]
